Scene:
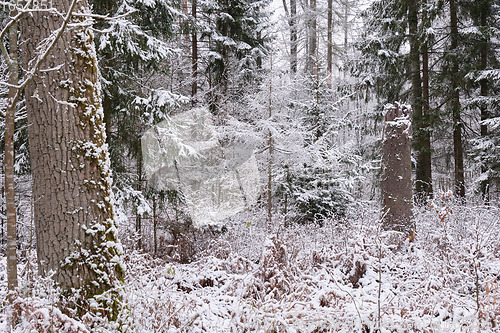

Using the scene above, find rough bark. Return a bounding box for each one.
[20,0,123,318]
[5,13,18,293]
[381,104,414,235]
[450,0,465,198]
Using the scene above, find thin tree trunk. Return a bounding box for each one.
[309,0,317,77]
[153,197,157,255]
[419,0,433,200]
[344,1,348,52]
[191,0,198,102]
[290,0,297,73]
[267,54,273,233]
[450,0,465,198]
[5,12,18,293]
[327,0,333,88]
[479,3,489,202]
[136,157,143,249]
[20,0,123,317]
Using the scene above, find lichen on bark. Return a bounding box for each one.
[20,0,124,320]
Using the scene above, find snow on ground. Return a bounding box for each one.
[1,200,499,332]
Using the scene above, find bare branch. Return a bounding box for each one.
[17,0,79,91]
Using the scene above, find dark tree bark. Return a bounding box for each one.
[191,0,198,101]
[290,0,297,73]
[381,104,414,235]
[5,12,18,294]
[20,0,123,318]
[450,0,465,198]
[479,3,490,202]
[420,0,433,200]
[409,0,432,201]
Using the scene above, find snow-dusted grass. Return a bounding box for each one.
[1,200,499,332]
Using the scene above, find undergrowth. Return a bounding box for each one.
[1,199,499,332]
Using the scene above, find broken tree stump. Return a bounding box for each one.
[381,103,414,235]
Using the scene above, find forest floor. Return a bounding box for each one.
[1,199,499,332]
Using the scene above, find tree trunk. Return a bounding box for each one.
[136,156,143,249]
[419,0,433,200]
[310,0,317,78]
[20,0,123,318]
[5,13,18,293]
[267,54,273,233]
[290,0,297,73]
[381,104,414,235]
[153,197,157,255]
[327,0,333,88]
[450,0,465,198]
[191,0,198,102]
[479,3,489,202]
[409,0,432,201]
[305,0,317,75]
[343,1,348,52]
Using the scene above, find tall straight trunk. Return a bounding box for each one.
[450,0,465,198]
[310,0,317,78]
[153,197,157,255]
[479,3,489,202]
[305,0,317,75]
[409,0,427,199]
[327,0,333,88]
[21,0,123,317]
[191,0,198,101]
[267,54,273,233]
[5,13,18,293]
[420,0,433,199]
[290,0,297,73]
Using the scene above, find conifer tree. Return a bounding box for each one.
[461,0,500,200]
[200,0,270,113]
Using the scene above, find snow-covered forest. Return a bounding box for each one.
[0,0,499,331]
